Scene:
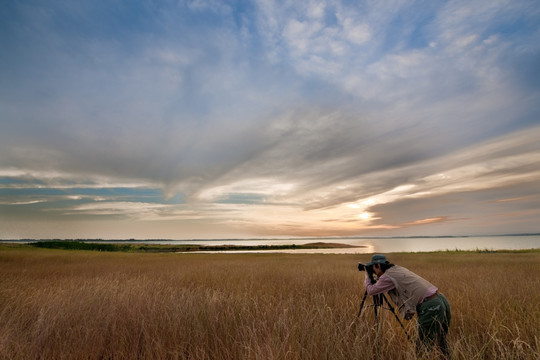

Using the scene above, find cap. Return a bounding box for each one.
[366,254,388,266]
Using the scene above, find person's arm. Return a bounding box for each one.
[364,274,395,295]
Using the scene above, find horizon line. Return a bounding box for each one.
[2,233,540,242]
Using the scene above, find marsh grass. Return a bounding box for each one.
[0,247,538,359]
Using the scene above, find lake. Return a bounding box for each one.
[122,234,540,254]
[4,235,539,254]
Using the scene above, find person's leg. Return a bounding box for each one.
[417,295,450,357]
[438,294,451,358]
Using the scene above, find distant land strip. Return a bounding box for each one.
[27,241,362,253]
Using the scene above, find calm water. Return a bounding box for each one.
[4,235,539,254]
[124,235,538,254]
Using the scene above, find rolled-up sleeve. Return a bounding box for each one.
[364,274,395,295]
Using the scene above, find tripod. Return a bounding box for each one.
[354,290,411,342]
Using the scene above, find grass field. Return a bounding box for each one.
[0,246,538,359]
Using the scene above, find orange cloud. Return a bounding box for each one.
[401,216,448,227]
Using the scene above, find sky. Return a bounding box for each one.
[1,0,540,240]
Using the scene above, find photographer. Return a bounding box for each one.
[362,254,451,358]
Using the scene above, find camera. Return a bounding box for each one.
[358,262,376,284]
[358,263,372,272]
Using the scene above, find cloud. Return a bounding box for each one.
[1,1,539,238]
[401,217,448,226]
[205,124,540,236]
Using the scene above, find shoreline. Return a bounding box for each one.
[10,241,364,253]
[1,241,538,254]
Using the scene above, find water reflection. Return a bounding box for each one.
[178,235,539,254]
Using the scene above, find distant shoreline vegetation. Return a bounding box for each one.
[28,241,362,253]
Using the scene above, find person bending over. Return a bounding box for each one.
[363,254,451,358]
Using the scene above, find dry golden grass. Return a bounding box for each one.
[0,247,538,359]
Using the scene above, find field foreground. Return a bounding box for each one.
[0,247,538,359]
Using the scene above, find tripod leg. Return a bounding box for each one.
[349,290,369,329]
[374,295,382,358]
[381,293,411,341]
[356,290,369,318]
[373,295,379,324]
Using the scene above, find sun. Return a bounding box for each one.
[359,212,371,220]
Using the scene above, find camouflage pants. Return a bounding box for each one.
[416,293,451,358]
